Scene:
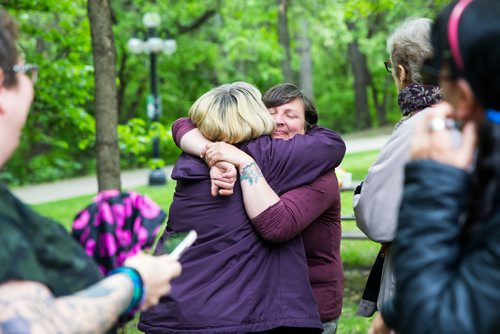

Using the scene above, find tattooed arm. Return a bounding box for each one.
[202,142,279,218]
[238,162,280,218]
[0,253,181,334]
[0,275,131,334]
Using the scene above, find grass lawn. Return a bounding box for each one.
[33,182,178,230]
[32,149,381,334]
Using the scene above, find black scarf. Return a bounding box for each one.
[398,82,442,116]
[395,83,442,129]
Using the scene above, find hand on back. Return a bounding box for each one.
[201,142,253,168]
[210,161,237,197]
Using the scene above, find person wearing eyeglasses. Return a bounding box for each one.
[0,9,182,333]
[12,63,39,82]
[370,0,500,333]
[353,17,443,318]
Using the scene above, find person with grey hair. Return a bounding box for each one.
[387,17,434,87]
[353,17,442,317]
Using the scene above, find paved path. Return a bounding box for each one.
[11,135,389,205]
[12,167,174,205]
[345,135,389,154]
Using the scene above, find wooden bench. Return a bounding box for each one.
[340,181,370,240]
[341,214,370,240]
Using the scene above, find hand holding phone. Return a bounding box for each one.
[162,230,198,260]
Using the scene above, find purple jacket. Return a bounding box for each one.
[252,172,344,321]
[139,121,344,333]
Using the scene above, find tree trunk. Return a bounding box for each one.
[298,18,313,98]
[366,12,390,127]
[88,0,121,191]
[277,0,293,83]
[347,22,371,130]
[370,76,392,127]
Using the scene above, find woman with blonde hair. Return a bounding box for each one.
[139,82,344,333]
[170,83,346,333]
[188,81,275,144]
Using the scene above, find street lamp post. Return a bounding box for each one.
[127,13,177,186]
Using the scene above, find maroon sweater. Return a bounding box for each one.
[252,172,344,321]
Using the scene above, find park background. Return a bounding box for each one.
[1,0,448,188]
[3,1,450,332]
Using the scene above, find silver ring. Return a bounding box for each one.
[428,118,455,132]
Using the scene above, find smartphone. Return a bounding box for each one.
[162,230,198,260]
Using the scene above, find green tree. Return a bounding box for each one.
[0,0,450,185]
[88,0,121,191]
[1,0,96,185]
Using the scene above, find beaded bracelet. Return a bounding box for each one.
[108,266,145,316]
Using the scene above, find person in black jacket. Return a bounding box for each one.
[370,0,500,333]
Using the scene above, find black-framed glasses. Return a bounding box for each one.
[384,59,392,73]
[11,63,39,83]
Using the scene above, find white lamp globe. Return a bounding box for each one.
[163,39,177,55]
[127,37,144,54]
[143,13,161,29]
[147,37,164,53]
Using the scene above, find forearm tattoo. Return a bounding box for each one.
[0,276,131,334]
[240,162,263,186]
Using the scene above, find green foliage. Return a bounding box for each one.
[118,118,181,170]
[32,183,177,229]
[339,147,382,333]
[2,0,448,185]
[341,149,380,181]
[118,118,154,164]
[2,1,96,185]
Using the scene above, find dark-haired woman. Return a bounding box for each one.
[370,0,500,333]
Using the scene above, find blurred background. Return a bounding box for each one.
[1,0,448,186]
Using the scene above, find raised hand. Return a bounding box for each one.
[411,102,477,170]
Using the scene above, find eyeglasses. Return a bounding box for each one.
[384,59,392,73]
[11,63,39,83]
